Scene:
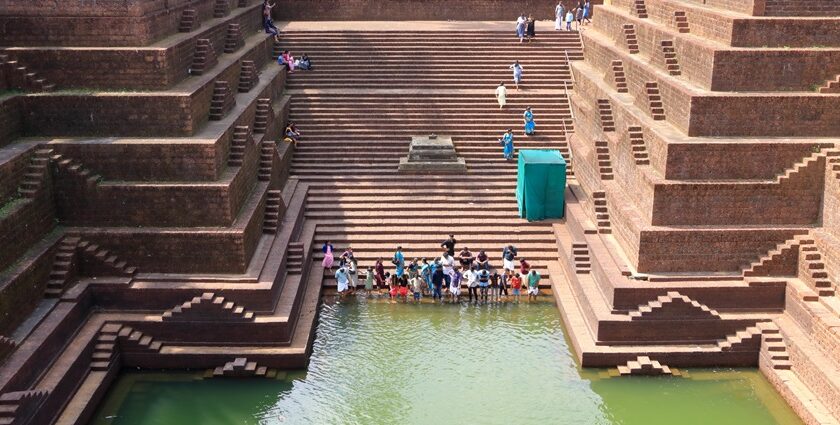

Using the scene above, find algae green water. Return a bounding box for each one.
[90,299,802,425]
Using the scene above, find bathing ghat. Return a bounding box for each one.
[0,0,839,423]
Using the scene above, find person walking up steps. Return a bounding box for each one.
[524,107,536,135]
[510,61,524,90]
[496,82,507,109]
[499,129,515,161]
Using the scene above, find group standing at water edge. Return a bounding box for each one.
[322,235,542,304]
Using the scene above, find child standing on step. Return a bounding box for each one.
[411,274,423,303]
[510,273,523,303]
[388,273,399,301]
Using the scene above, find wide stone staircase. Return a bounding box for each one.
[282,29,582,284]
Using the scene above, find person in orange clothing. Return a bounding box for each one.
[510,273,523,303]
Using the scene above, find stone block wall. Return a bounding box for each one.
[274,0,562,20]
[0,97,23,148]
[0,238,58,334]
[0,0,246,47]
[48,142,224,182]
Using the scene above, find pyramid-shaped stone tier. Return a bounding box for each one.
[398,135,467,174]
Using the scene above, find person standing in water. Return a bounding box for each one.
[335,267,350,296]
[393,246,405,278]
[526,269,541,302]
[364,267,374,295]
[496,82,507,109]
[524,107,535,135]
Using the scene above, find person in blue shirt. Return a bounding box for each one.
[499,129,515,160]
[524,107,535,135]
[393,246,405,278]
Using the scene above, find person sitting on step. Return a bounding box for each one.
[476,250,490,270]
[278,51,296,72]
[458,246,474,269]
[298,54,312,70]
[284,122,301,146]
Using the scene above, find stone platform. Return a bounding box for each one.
[398,135,467,174]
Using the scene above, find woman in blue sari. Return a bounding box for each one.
[499,129,514,160]
[524,107,535,135]
[393,246,405,278]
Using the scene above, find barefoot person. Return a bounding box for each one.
[322,241,335,270]
[499,129,515,161]
[335,267,350,295]
[364,267,374,295]
[510,61,523,90]
[524,107,535,135]
[526,269,541,302]
[496,82,507,109]
[510,272,523,303]
[263,1,280,42]
[555,2,566,30]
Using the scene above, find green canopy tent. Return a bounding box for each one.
[516,149,566,221]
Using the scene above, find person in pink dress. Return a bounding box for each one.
[322,241,334,269]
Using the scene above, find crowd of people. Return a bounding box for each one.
[555,1,593,31]
[323,235,543,304]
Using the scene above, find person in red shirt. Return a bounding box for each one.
[510,273,523,304]
[519,258,531,275]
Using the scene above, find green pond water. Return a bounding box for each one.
[90,298,802,425]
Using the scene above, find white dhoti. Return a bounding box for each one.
[503,258,515,271]
[496,86,507,108]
